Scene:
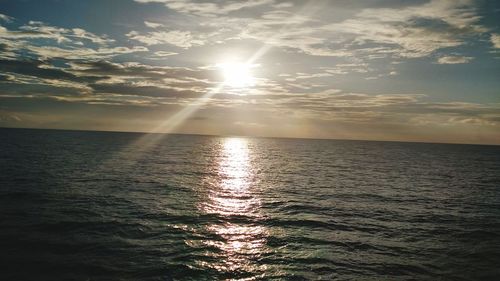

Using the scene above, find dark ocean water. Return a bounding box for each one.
[1,128,500,281]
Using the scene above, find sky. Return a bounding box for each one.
[0,0,499,144]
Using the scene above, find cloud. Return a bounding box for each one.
[1,1,498,143]
[127,0,492,78]
[135,0,274,17]
[0,56,221,106]
[437,55,473,64]
[1,23,71,44]
[272,2,294,9]
[153,51,178,57]
[131,0,487,63]
[89,83,203,99]
[323,0,484,58]
[0,110,23,124]
[322,63,372,75]
[68,60,218,81]
[22,45,148,60]
[269,91,500,129]
[71,28,115,44]
[0,59,100,83]
[144,21,163,28]
[6,21,115,45]
[3,59,499,143]
[0,13,14,22]
[126,30,203,48]
[0,21,148,61]
[491,33,500,49]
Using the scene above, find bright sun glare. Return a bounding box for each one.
[219,62,255,88]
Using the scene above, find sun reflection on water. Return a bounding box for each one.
[196,137,268,277]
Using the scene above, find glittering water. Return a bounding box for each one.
[1,128,500,280]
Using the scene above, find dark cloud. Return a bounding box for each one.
[0,73,12,81]
[0,59,104,83]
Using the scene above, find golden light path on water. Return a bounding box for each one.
[197,138,268,278]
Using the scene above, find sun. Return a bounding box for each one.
[219,62,255,88]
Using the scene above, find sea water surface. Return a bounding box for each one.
[1,128,500,280]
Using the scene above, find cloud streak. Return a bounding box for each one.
[437,55,473,64]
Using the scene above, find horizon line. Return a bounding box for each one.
[1,126,499,147]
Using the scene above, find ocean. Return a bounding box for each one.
[1,128,499,280]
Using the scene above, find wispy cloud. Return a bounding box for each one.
[135,0,274,16]
[0,13,13,22]
[491,33,500,49]
[0,19,148,60]
[322,0,484,58]
[1,21,115,45]
[131,0,489,64]
[437,55,473,64]
[144,21,163,28]
[126,30,203,48]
